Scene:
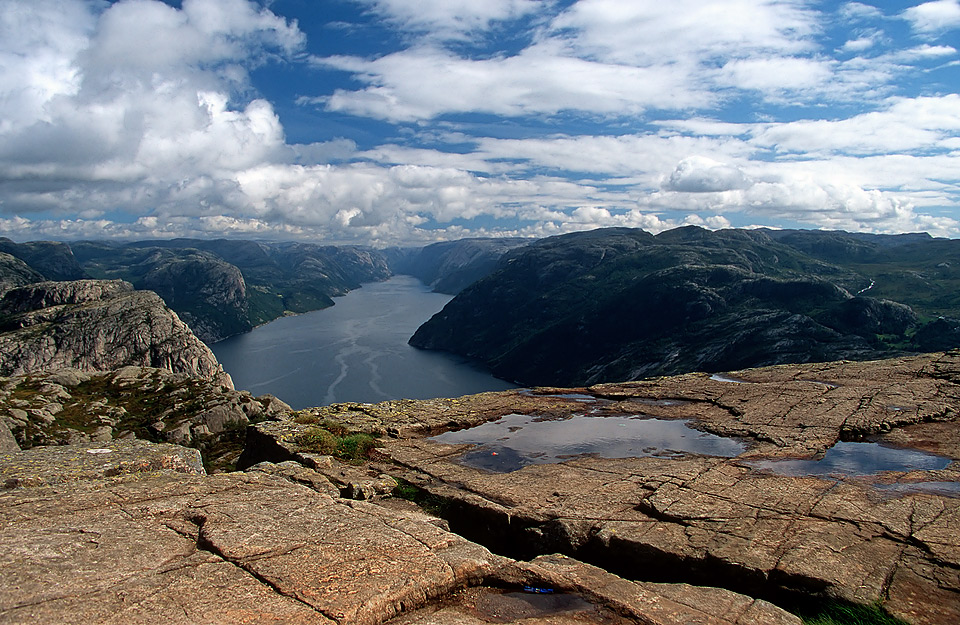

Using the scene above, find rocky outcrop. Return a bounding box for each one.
[0,439,204,489]
[246,351,960,624]
[0,467,802,624]
[0,280,231,385]
[0,366,289,470]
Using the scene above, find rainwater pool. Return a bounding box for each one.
[429,413,746,472]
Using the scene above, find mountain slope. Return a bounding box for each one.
[410,227,940,386]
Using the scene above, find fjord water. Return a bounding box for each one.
[211,275,516,409]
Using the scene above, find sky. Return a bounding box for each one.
[0,0,959,245]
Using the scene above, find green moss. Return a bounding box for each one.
[392,479,450,516]
[336,433,379,459]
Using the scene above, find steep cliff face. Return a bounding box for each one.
[136,249,250,342]
[0,280,231,385]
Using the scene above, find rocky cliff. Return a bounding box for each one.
[410,227,952,386]
[0,280,231,384]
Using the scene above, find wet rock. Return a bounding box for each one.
[0,439,204,489]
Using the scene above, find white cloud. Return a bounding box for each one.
[839,3,884,22]
[750,95,960,155]
[549,0,819,65]
[903,0,960,33]
[717,56,834,95]
[352,0,542,40]
[663,157,753,193]
[0,0,298,215]
[314,46,708,122]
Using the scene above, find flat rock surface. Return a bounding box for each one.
[0,471,500,625]
[0,469,800,625]
[248,351,960,625]
[0,439,204,489]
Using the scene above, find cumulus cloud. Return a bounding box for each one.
[663,157,753,193]
[0,0,298,217]
[1,0,957,243]
[903,0,960,34]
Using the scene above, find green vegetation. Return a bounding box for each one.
[392,479,451,516]
[791,600,909,625]
[293,424,382,461]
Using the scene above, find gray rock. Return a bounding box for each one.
[0,422,19,453]
[0,280,232,386]
[0,440,204,489]
[45,368,92,387]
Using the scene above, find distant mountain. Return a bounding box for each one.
[391,238,531,294]
[410,227,956,387]
[70,240,392,342]
[0,238,86,281]
[0,236,523,344]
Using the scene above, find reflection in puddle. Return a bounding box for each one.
[709,374,754,384]
[430,413,746,472]
[875,481,960,497]
[747,441,951,477]
[475,591,596,622]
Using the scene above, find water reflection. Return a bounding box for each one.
[747,441,951,477]
[430,413,746,472]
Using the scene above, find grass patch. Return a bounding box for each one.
[294,425,381,461]
[790,600,908,625]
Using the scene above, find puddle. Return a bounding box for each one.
[709,374,754,384]
[388,586,627,624]
[746,441,952,477]
[475,591,596,622]
[874,481,960,497]
[544,393,599,402]
[430,413,747,472]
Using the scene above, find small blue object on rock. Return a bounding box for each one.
[523,586,554,594]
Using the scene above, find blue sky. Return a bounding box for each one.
[1,0,958,244]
